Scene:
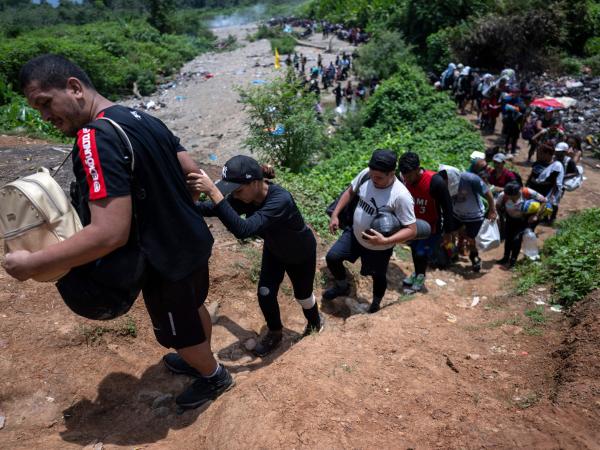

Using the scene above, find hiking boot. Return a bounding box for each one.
[163,353,201,378]
[175,365,235,410]
[368,299,381,314]
[302,314,325,337]
[322,283,350,301]
[411,274,426,292]
[402,272,416,286]
[253,330,283,357]
[470,254,482,273]
[495,257,509,265]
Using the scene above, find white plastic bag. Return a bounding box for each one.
[475,219,500,251]
[563,165,584,192]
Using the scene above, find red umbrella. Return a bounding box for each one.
[530,97,566,110]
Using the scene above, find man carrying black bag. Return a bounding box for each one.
[324,149,417,313]
[2,54,233,410]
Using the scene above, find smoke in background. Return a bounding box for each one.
[209,3,267,28]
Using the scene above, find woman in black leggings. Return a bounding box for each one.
[189,155,323,356]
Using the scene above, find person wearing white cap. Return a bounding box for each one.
[489,153,518,194]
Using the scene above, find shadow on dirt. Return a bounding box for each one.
[60,362,207,446]
[216,316,301,374]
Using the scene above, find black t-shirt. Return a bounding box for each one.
[71,105,213,281]
[198,183,315,264]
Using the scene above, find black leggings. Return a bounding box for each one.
[326,229,392,299]
[257,245,317,331]
[503,216,537,261]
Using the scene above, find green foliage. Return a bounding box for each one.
[270,35,297,55]
[0,20,215,100]
[425,27,456,73]
[239,75,326,173]
[354,30,415,81]
[279,63,482,233]
[148,0,175,34]
[249,25,296,55]
[451,9,567,73]
[585,37,600,56]
[516,208,600,306]
[0,92,65,140]
[525,306,547,324]
[401,0,492,49]
[584,54,600,75]
[560,57,583,75]
[304,0,399,27]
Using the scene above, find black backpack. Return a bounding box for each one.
[326,172,370,229]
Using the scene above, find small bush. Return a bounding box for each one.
[239,76,326,173]
[585,37,600,57]
[354,30,415,81]
[270,35,296,56]
[584,54,600,75]
[560,57,583,75]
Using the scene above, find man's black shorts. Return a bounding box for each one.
[142,264,209,349]
[328,228,394,277]
[455,218,484,239]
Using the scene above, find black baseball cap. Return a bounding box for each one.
[216,155,263,196]
[368,149,397,172]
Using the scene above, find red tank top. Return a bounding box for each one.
[407,170,439,233]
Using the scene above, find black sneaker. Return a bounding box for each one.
[253,330,283,357]
[368,300,381,314]
[175,365,235,410]
[302,314,325,337]
[163,353,201,378]
[322,284,350,301]
[470,254,482,273]
[495,257,509,266]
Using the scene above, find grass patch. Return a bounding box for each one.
[80,315,137,345]
[515,208,600,306]
[487,316,521,328]
[525,306,547,325]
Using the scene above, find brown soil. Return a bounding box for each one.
[1,36,600,450]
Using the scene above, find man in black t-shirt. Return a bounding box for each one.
[4,54,233,410]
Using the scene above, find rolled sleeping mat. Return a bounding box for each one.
[369,211,431,240]
[413,219,432,240]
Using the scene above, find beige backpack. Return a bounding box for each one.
[0,167,83,282]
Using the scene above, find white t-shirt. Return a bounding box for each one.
[350,168,416,251]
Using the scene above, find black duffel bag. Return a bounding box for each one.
[326,172,370,229]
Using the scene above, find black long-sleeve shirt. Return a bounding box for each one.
[198,183,315,264]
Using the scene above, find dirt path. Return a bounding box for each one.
[1,34,600,449]
[122,26,355,168]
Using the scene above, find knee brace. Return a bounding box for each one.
[296,293,316,309]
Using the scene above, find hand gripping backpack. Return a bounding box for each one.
[0,164,83,282]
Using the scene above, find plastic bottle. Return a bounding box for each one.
[522,228,539,260]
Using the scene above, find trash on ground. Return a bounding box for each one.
[435,279,447,287]
[550,305,564,313]
[470,296,480,307]
[444,312,457,323]
[252,79,267,85]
